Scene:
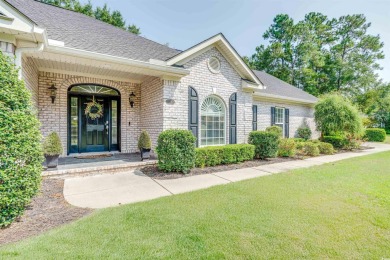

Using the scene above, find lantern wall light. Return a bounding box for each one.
[48,84,57,104]
[129,92,136,108]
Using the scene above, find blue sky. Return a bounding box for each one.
[82,0,390,82]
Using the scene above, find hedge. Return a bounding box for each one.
[303,142,320,156]
[248,131,279,159]
[278,139,296,157]
[195,144,255,168]
[265,126,283,137]
[323,135,347,149]
[364,128,386,142]
[318,142,334,155]
[156,129,196,173]
[0,51,43,227]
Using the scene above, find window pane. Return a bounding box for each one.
[200,96,225,146]
[70,85,119,96]
[70,97,78,146]
[111,100,118,145]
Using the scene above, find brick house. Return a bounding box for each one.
[0,0,318,156]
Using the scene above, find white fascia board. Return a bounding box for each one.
[253,92,317,106]
[166,34,262,86]
[48,39,65,47]
[242,80,265,90]
[45,44,190,77]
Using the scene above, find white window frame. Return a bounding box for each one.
[275,107,285,138]
[200,96,226,147]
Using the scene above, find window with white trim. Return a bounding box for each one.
[275,107,284,124]
[274,107,285,137]
[200,96,226,146]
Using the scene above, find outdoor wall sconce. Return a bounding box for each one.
[129,92,136,108]
[48,84,57,104]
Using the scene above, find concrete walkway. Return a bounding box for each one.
[63,142,390,209]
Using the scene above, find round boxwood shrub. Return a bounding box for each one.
[303,142,320,157]
[364,128,386,142]
[318,142,334,155]
[137,130,152,150]
[296,125,312,140]
[156,129,196,173]
[248,131,279,159]
[265,126,283,137]
[43,132,63,156]
[278,139,296,157]
[0,51,43,227]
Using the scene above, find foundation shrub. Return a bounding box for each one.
[156,130,196,173]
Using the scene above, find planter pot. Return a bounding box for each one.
[45,154,60,169]
[140,148,151,161]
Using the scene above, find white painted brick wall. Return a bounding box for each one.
[162,47,253,144]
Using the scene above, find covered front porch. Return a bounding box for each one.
[21,48,189,156]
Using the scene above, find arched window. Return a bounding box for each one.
[200,96,226,146]
[69,85,120,96]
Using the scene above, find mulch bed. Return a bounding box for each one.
[0,178,93,246]
[141,157,298,180]
[141,146,375,180]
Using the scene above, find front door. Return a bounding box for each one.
[68,84,120,154]
[81,96,109,152]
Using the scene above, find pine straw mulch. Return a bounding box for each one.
[0,178,93,246]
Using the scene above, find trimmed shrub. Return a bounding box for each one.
[0,51,43,227]
[364,128,386,142]
[318,142,334,155]
[278,139,296,157]
[292,138,306,143]
[303,142,320,156]
[156,130,196,173]
[266,126,283,137]
[195,144,255,168]
[248,131,279,159]
[323,135,347,149]
[138,130,152,150]
[43,132,63,156]
[296,125,312,140]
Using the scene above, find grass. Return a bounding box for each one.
[1,152,390,259]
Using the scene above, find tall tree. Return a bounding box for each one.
[38,0,141,35]
[246,13,384,99]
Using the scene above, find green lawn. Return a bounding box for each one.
[385,134,390,144]
[2,152,390,259]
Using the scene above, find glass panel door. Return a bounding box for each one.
[69,97,79,153]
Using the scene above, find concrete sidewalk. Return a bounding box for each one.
[63,142,390,209]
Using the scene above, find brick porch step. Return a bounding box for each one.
[43,160,156,178]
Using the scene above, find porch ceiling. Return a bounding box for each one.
[28,51,177,83]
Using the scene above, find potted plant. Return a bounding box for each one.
[138,130,152,161]
[43,132,63,168]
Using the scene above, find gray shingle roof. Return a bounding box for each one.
[5,0,181,62]
[252,70,318,103]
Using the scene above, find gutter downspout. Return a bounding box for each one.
[15,43,44,79]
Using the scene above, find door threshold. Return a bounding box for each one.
[67,151,120,158]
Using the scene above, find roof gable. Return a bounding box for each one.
[166,33,263,87]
